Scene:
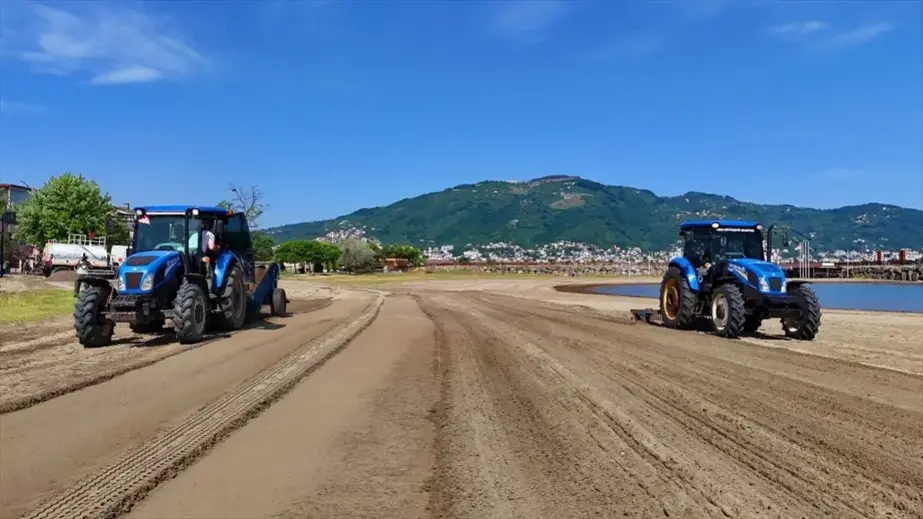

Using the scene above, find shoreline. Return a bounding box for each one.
[554,282,923,315]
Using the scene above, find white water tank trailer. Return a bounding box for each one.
[42,234,111,276]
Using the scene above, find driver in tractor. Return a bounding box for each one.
[187,220,221,278]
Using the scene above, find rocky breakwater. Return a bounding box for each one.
[425,263,665,277]
[843,265,922,282]
[425,263,923,282]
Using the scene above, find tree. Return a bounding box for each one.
[14,173,117,246]
[319,242,340,272]
[105,217,131,246]
[381,244,424,266]
[338,238,380,273]
[274,240,308,265]
[251,231,275,261]
[217,183,267,228]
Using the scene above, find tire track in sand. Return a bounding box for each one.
[469,292,923,518]
[0,300,334,414]
[20,294,383,519]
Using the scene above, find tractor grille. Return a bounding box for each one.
[125,255,157,267]
[769,277,783,291]
[125,272,143,290]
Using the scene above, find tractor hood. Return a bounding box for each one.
[727,258,785,277]
[726,258,787,294]
[118,250,183,294]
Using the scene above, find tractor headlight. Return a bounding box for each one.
[118,277,126,291]
[759,277,770,292]
[141,274,154,291]
[781,280,786,293]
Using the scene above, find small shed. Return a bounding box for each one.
[385,258,411,272]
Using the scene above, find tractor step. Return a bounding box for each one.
[630,308,661,324]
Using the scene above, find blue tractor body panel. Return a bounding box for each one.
[668,257,700,291]
[726,257,788,296]
[118,250,184,295]
[249,263,281,317]
[211,250,238,297]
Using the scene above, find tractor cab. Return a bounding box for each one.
[680,220,765,268]
[124,206,255,292]
[678,220,785,294]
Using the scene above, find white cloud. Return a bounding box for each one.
[2,2,209,85]
[769,21,829,40]
[818,22,893,50]
[769,20,892,51]
[89,65,164,85]
[488,0,569,43]
[0,100,47,114]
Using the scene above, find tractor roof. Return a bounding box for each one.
[680,219,761,231]
[138,205,230,216]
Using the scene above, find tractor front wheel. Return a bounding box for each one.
[659,266,696,329]
[173,282,209,344]
[782,285,821,340]
[74,286,114,348]
[214,264,248,331]
[710,284,746,338]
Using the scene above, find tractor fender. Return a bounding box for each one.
[183,273,210,295]
[80,276,115,291]
[76,276,115,298]
[787,279,812,290]
[211,251,240,297]
[668,257,700,291]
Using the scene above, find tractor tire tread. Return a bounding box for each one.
[714,284,746,339]
[271,287,287,317]
[173,282,207,344]
[784,285,822,340]
[660,266,697,329]
[213,263,247,331]
[74,286,113,348]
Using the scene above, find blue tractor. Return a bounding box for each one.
[74,205,287,347]
[658,220,821,340]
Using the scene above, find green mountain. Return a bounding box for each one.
[267,176,923,252]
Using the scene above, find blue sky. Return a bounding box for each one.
[1,0,920,227]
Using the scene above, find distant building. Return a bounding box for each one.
[0,183,33,209]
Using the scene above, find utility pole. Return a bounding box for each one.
[0,210,12,278]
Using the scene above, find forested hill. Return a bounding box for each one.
[266,176,923,251]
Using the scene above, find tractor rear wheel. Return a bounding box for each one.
[213,263,248,331]
[782,285,821,340]
[659,266,696,329]
[74,286,114,348]
[173,282,208,344]
[271,287,287,316]
[710,284,746,338]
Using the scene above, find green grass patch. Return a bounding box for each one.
[0,289,75,324]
